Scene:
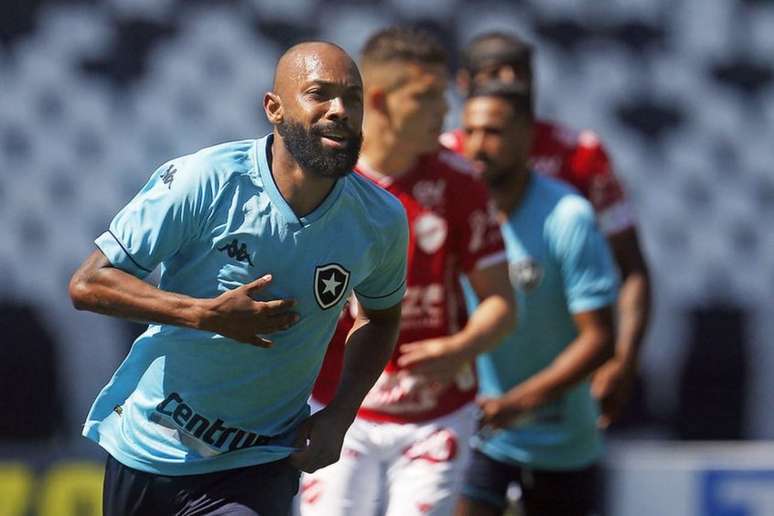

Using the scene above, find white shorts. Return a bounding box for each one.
[299,402,477,516]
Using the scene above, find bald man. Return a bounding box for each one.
[69,41,408,515]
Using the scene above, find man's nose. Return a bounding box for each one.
[466,131,485,156]
[497,66,518,83]
[327,97,348,121]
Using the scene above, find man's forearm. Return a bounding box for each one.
[329,310,400,417]
[614,270,650,368]
[607,228,651,369]
[508,307,615,409]
[69,251,207,329]
[514,332,613,407]
[448,294,514,362]
[452,263,517,361]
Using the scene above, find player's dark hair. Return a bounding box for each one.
[468,80,534,121]
[461,32,533,82]
[361,26,448,67]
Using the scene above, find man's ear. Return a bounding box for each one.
[367,87,388,116]
[264,92,283,124]
[457,70,471,97]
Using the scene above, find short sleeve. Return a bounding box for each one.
[567,134,636,236]
[353,208,409,311]
[95,158,216,278]
[453,176,507,273]
[548,196,619,314]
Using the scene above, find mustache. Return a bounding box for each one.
[473,155,492,165]
[310,122,359,140]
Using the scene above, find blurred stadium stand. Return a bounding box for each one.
[1,0,773,514]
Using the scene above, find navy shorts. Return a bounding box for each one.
[103,454,300,516]
[461,449,600,516]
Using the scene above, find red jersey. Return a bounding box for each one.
[312,150,506,423]
[440,119,636,236]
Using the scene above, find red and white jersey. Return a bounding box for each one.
[311,150,506,423]
[440,119,636,236]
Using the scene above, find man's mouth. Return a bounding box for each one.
[320,133,348,148]
[316,126,355,148]
[471,159,489,174]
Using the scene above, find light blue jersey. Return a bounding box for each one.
[84,135,408,475]
[467,174,618,470]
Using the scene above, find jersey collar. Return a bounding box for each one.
[254,134,346,229]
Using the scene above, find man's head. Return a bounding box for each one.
[458,32,533,99]
[462,81,534,189]
[360,27,449,156]
[264,41,363,178]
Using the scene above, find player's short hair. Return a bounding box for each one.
[461,32,533,82]
[361,26,448,68]
[467,80,534,121]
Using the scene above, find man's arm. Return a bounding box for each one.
[397,262,516,379]
[289,302,401,473]
[69,249,298,347]
[479,306,615,429]
[592,227,651,427]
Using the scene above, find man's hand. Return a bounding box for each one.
[477,397,514,430]
[591,358,635,429]
[476,386,542,430]
[396,337,469,384]
[198,274,298,347]
[288,406,354,474]
[69,251,298,346]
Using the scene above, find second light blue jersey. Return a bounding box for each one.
[467,174,618,470]
[84,135,408,475]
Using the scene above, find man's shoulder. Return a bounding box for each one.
[533,120,614,189]
[535,120,609,162]
[534,119,588,150]
[423,149,488,195]
[150,139,257,199]
[532,175,592,220]
[344,172,406,222]
[534,177,595,237]
[183,139,256,176]
[433,148,478,178]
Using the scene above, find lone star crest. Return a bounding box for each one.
[314,263,350,309]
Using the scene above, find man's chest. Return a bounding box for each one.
[389,178,456,270]
[501,219,555,298]
[182,200,378,315]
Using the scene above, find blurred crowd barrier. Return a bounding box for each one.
[1,0,773,513]
[606,441,774,516]
[3,441,774,516]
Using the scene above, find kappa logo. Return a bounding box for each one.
[509,259,544,292]
[314,263,350,310]
[160,164,177,189]
[217,239,254,266]
[412,180,446,208]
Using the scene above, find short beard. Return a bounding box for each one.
[482,167,513,189]
[277,119,362,179]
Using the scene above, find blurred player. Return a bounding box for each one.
[442,32,650,428]
[300,28,515,516]
[455,81,618,516]
[69,42,409,515]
